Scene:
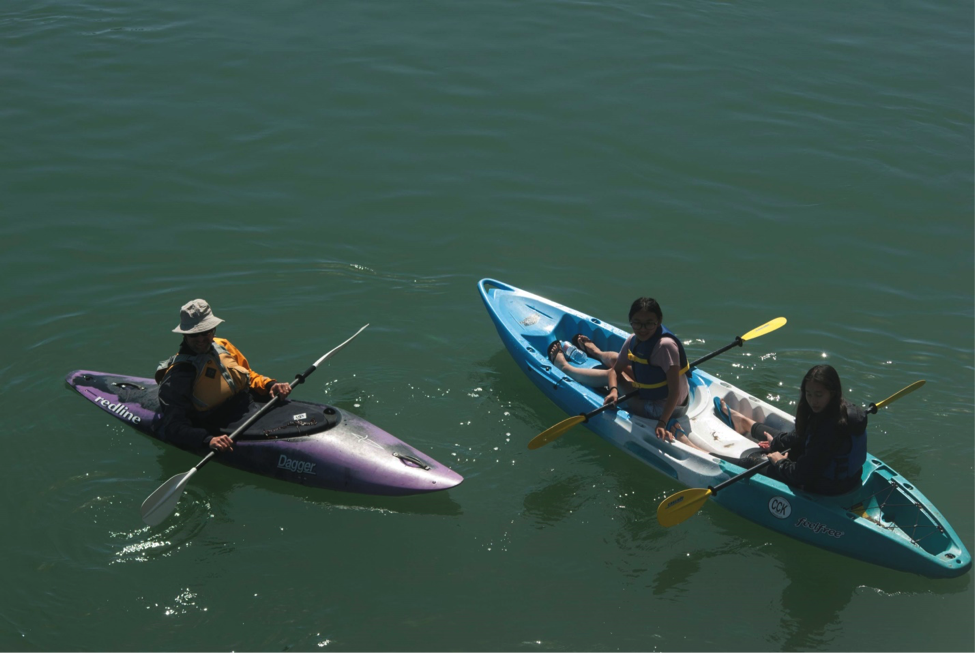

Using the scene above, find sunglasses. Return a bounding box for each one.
[629,320,659,330]
[186,329,215,339]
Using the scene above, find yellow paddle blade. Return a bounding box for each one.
[740,317,787,342]
[656,487,714,528]
[528,415,586,450]
[875,380,925,410]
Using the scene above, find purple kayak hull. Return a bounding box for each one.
[66,370,463,496]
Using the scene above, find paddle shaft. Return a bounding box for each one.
[687,337,744,370]
[709,449,788,496]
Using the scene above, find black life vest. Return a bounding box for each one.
[812,415,868,484]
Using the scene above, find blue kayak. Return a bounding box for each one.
[479,279,971,579]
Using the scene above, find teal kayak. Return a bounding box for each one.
[478,279,971,579]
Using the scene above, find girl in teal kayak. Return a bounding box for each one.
[548,297,691,443]
[715,364,868,495]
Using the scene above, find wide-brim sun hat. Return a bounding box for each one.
[173,299,225,334]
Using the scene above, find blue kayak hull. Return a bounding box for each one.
[478,278,971,578]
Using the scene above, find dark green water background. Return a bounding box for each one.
[2,1,973,650]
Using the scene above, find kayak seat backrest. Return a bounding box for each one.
[686,374,708,414]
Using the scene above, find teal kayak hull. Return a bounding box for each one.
[479,279,971,579]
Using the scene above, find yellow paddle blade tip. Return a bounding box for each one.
[527,415,586,449]
[874,380,926,410]
[656,488,713,528]
[740,317,787,341]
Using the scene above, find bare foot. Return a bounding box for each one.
[573,334,600,359]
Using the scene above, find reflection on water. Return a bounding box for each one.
[111,489,212,564]
[522,475,589,528]
[663,499,971,650]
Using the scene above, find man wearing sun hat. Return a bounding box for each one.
[155,299,292,453]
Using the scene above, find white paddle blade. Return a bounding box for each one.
[141,469,196,526]
[312,323,369,368]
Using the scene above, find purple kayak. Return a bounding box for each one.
[66,370,463,496]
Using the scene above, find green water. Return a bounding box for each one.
[2,0,972,650]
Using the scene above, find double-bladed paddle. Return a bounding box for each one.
[527,317,788,450]
[655,379,926,528]
[140,323,369,526]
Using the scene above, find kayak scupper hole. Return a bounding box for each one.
[324,407,336,415]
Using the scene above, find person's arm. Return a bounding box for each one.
[604,337,632,406]
[649,338,682,440]
[655,364,682,440]
[766,429,798,453]
[222,339,290,397]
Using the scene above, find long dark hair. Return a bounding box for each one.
[629,297,662,321]
[795,364,850,436]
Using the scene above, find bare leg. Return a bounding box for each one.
[720,399,772,442]
[671,423,709,452]
[576,336,619,369]
[549,343,637,395]
[550,349,610,388]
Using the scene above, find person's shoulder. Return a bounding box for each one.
[830,401,868,438]
[657,336,679,353]
[845,402,868,434]
[216,337,242,353]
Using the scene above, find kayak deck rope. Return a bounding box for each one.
[262,418,318,438]
[849,479,945,547]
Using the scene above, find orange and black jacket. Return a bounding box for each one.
[156,338,276,451]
